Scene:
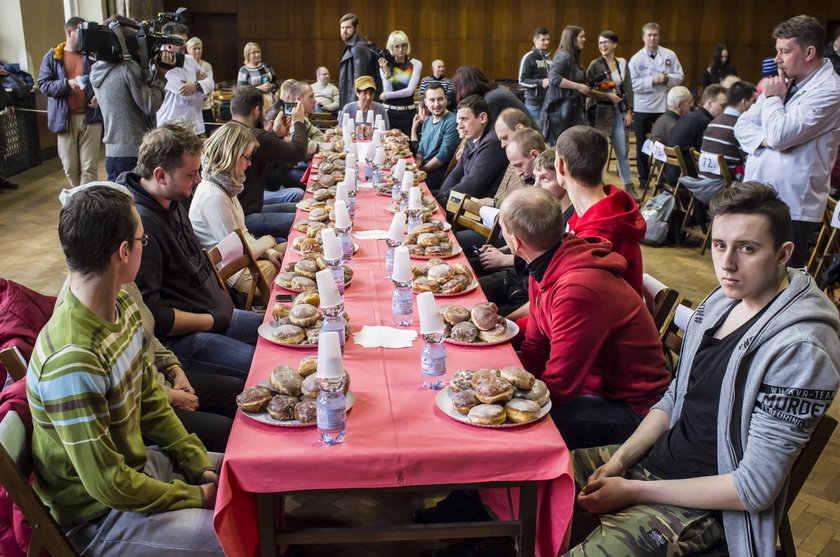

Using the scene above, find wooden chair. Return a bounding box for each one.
[777,415,838,557]
[0,410,79,557]
[0,346,27,382]
[642,274,681,338]
[806,198,839,279]
[450,194,501,246]
[203,229,271,311]
[639,136,666,203]
[660,299,694,360]
[309,111,339,130]
[680,149,734,255]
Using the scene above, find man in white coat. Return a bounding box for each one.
[735,15,840,268]
[629,22,684,187]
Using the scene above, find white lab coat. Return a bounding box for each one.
[156,54,214,135]
[628,46,684,113]
[734,59,840,222]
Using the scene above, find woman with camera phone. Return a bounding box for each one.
[378,30,422,136]
[587,30,636,199]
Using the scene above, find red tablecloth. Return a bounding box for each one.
[214,160,574,557]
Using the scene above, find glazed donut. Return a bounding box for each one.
[293,291,320,307]
[407,244,426,256]
[450,369,475,392]
[451,263,473,279]
[504,399,541,423]
[294,400,317,423]
[298,355,318,377]
[236,386,273,413]
[468,404,506,425]
[277,272,298,289]
[271,324,305,344]
[313,188,334,202]
[272,303,292,321]
[450,321,479,342]
[514,379,550,407]
[470,367,501,390]
[500,366,535,390]
[442,304,470,325]
[301,373,318,398]
[424,245,447,256]
[305,327,321,344]
[426,258,447,267]
[289,303,319,327]
[471,302,500,331]
[417,233,440,247]
[294,220,311,232]
[477,319,508,343]
[411,277,439,293]
[290,276,317,292]
[440,275,471,295]
[294,259,319,279]
[267,394,299,421]
[306,221,327,238]
[413,222,439,235]
[427,264,455,284]
[297,238,322,255]
[270,365,303,396]
[309,207,329,222]
[451,389,480,414]
[412,266,430,279]
[473,376,514,404]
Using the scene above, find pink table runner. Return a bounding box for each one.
[214,160,574,557]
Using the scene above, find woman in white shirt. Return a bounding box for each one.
[186,37,215,124]
[189,122,283,298]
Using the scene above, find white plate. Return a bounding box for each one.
[412,278,478,297]
[258,322,352,349]
[291,242,359,256]
[434,388,550,428]
[384,202,438,215]
[275,275,352,293]
[444,318,519,346]
[240,390,356,428]
[409,244,463,260]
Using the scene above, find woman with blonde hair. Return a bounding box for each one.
[237,41,277,93]
[186,37,215,123]
[189,122,284,298]
[378,30,423,135]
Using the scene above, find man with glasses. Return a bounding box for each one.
[313,66,340,113]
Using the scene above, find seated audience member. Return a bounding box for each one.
[435,95,508,204]
[190,122,284,296]
[260,101,307,204]
[410,81,459,192]
[155,22,213,135]
[451,65,538,128]
[558,126,646,296]
[291,80,326,160]
[720,74,742,89]
[230,86,308,239]
[313,66,340,113]
[418,59,456,111]
[27,185,224,555]
[649,85,693,142]
[698,80,757,183]
[502,188,669,449]
[278,78,296,102]
[118,121,263,379]
[237,42,277,94]
[665,84,727,181]
[567,182,840,556]
[474,107,534,209]
[339,75,390,128]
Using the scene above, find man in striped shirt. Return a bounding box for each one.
[699,81,757,181]
[27,185,223,555]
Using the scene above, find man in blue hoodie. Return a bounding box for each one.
[564,182,840,556]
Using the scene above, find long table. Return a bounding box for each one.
[213,155,574,557]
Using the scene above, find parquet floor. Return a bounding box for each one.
[2,154,839,555]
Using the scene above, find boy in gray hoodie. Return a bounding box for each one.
[565,181,840,556]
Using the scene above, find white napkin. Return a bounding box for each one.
[354,230,390,240]
[356,182,375,189]
[353,326,417,348]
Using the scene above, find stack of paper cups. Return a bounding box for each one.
[345,154,357,178]
[401,171,414,194]
[316,331,344,378]
[372,129,382,147]
[342,113,352,129]
[334,200,352,229]
[374,114,382,129]
[417,292,445,334]
[377,119,386,133]
[392,158,407,182]
[366,111,375,124]
[408,187,423,211]
[374,144,385,167]
[316,269,342,308]
[388,211,407,242]
[392,245,412,282]
[355,110,363,125]
[335,182,350,206]
[321,227,342,261]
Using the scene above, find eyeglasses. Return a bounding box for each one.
[241,153,252,162]
[133,234,148,246]
[392,43,408,50]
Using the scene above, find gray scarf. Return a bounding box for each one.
[204,171,244,197]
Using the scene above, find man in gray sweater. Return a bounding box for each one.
[90,16,175,181]
[565,182,840,556]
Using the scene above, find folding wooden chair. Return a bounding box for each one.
[203,229,271,311]
[0,346,27,382]
[806,198,839,279]
[659,299,695,368]
[450,194,501,246]
[0,410,79,557]
[309,111,339,130]
[642,274,681,338]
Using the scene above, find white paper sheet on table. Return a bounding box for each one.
[354,230,390,240]
[353,326,418,348]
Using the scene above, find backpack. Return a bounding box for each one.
[1,64,33,99]
[641,191,676,246]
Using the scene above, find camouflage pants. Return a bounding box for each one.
[564,445,727,557]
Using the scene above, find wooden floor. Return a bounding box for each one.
[2,155,840,555]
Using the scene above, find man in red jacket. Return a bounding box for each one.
[556,126,646,296]
[501,188,669,449]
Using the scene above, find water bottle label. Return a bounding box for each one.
[421,355,447,376]
[317,406,346,430]
[393,294,413,315]
[331,267,345,292]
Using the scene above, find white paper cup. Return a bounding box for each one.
[392,246,412,282]
[417,292,445,334]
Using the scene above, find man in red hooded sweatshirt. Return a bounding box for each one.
[501,188,669,449]
[556,125,646,296]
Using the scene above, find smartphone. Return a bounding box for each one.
[283,102,296,115]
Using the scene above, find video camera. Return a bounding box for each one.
[589,71,628,113]
[369,43,396,68]
[77,8,188,71]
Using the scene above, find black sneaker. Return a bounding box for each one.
[0,179,19,190]
[412,490,492,524]
[420,537,516,557]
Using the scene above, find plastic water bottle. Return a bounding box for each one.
[320,303,347,354]
[391,279,414,326]
[385,212,407,280]
[420,330,447,389]
[391,179,402,204]
[316,331,346,445]
[337,226,353,264]
[407,207,422,234]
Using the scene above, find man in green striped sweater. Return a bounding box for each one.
[26,184,224,555]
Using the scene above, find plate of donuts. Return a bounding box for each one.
[257,301,352,348]
[441,302,519,346]
[411,260,477,296]
[434,367,551,428]
[237,361,355,427]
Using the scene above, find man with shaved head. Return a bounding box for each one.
[418,59,455,110]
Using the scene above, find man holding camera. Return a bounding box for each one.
[38,17,102,188]
[90,15,175,181]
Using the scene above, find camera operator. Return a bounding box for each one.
[586,30,637,199]
[90,15,176,181]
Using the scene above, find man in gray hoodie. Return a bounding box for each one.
[90,16,175,181]
[564,182,840,556]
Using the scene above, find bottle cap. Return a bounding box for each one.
[392,158,407,181]
[321,227,342,261]
[316,331,344,378]
[392,245,412,282]
[335,182,350,206]
[387,211,407,242]
[373,145,385,165]
[417,291,445,334]
[401,171,414,193]
[408,187,423,211]
[316,268,343,308]
[334,200,352,229]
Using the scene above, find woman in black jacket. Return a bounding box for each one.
[541,26,590,145]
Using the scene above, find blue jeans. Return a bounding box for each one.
[105,156,137,182]
[166,309,262,378]
[525,103,542,123]
[550,394,644,450]
[65,450,225,556]
[263,187,304,205]
[244,203,297,239]
[609,107,633,186]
